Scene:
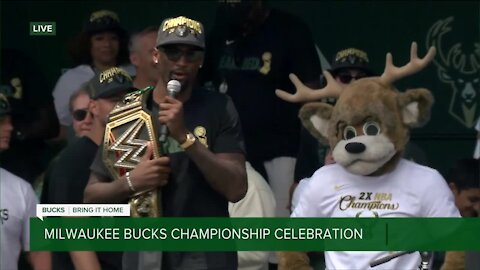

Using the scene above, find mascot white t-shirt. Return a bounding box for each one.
[292,159,460,270]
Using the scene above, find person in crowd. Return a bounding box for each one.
[229,162,276,270]
[48,67,134,270]
[0,48,60,184]
[129,25,159,89]
[69,86,93,137]
[52,9,133,141]
[0,93,51,270]
[39,86,93,203]
[201,3,321,265]
[441,158,480,270]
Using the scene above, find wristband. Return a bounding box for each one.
[125,171,136,193]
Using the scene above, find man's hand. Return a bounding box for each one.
[129,143,170,192]
[158,96,188,143]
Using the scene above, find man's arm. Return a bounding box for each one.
[84,172,133,203]
[185,141,247,203]
[84,143,170,203]
[27,251,51,270]
[21,180,51,270]
[70,251,101,270]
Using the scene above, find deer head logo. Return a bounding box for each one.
[426,16,480,128]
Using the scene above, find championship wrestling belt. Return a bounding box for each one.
[103,86,161,217]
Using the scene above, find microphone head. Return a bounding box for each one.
[166,80,181,95]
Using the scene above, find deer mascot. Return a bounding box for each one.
[275,43,460,269]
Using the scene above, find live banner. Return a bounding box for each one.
[30,218,480,251]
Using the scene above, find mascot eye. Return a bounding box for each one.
[343,126,357,140]
[363,121,381,136]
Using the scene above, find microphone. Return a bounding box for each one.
[158,80,181,143]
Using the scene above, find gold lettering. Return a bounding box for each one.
[194,126,208,148]
[388,203,400,210]
[373,193,392,201]
[259,52,272,75]
[99,67,132,83]
[339,195,354,211]
[162,16,202,34]
[335,48,369,63]
[338,195,400,211]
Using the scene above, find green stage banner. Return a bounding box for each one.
[30,218,480,251]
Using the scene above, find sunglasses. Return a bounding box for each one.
[337,74,368,84]
[72,109,90,121]
[158,46,203,62]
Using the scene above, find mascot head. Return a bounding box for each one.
[276,42,436,176]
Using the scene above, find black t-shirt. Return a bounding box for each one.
[47,136,122,270]
[47,136,97,204]
[202,9,321,162]
[90,88,244,270]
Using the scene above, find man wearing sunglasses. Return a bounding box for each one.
[47,67,134,270]
[69,87,93,137]
[327,48,374,86]
[85,16,247,270]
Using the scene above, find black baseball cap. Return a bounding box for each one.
[88,67,134,100]
[156,16,205,50]
[84,10,126,37]
[328,48,374,76]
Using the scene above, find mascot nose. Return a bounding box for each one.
[345,142,366,154]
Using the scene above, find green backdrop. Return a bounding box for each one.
[1,0,479,177]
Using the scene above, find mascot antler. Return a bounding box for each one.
[380,42,436,85]
[276,42,436,104]
[275,70,343,103]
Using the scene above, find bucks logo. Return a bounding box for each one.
[426,17,480,128]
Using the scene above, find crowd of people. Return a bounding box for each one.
[1,1,478,270]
